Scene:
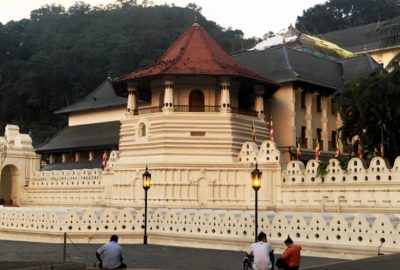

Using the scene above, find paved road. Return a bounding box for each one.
[0,240,344,269]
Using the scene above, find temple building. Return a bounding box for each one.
[1,22,399,259]
[36,23,380,168]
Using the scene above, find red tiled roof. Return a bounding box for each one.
[118,23,277,85]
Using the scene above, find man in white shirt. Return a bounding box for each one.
[247,232,273,270]
[96,235,127,269]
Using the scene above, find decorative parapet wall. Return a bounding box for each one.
[0,207,398,259]
[24,169,104,206]
[238,140,280,165]
[281,156,400,213]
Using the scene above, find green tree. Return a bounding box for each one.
[335,67,400,163]
[296,0,400,34]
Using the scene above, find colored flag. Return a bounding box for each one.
[357,139,363,159]
[252,121,256,141]
[269,118,274,141]
[314,140,320,160]
[102,151,108,169]
[296,143,301,160]
[335,140,340,158]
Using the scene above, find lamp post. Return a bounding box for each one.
[142,166,151,245]
[251,163,262,242]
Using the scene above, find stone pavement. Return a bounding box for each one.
[0,240,344,269]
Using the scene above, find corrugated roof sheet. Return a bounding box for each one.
[320,17,400,53]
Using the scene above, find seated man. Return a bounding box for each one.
[96,235,127,269]
[247,231,273,270]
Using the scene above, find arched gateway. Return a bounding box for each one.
[0,165,19,205]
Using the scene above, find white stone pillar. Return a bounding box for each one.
[220,80,231,113]
[305,92,313,149]
[254,85,265,119]
[162,80,174,112]
[321,95,328,151]
[49,154,55,164]
[127,82,138,114]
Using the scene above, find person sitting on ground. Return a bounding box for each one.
[247,231,274,270]
[276,236,301,270]
[96,235,127,269]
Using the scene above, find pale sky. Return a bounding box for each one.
[0,0,327,38]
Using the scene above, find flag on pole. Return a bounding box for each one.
[380,144,384,158]
[296,143,301,160]
[314,140,320,160]
[102,151,108,170]
[269,118,274,141]
[251,121,256,141]
[335,140,340,158]
[357,139,363,159]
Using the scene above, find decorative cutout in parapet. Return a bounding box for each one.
[238,142,258,164]
[238,140,280,164]
[107,151,119,169]
[283,156,400,185]
[257,140,280,164]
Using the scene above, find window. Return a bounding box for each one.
[301,91,306,109]
[331,98,336,115]
[316,128,322,141]
[317,95,321,112]
[301,126,306,138]
[138,123,146,137]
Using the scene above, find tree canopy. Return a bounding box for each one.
[335,62,400,163]
[0,1,257,144]
[296,0,400,34]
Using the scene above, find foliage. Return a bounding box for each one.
[296,0,400,34]
[316,155,350,178]
[0,1,257,144]
[335,66,400,163]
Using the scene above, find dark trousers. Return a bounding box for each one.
[275,258,299,270]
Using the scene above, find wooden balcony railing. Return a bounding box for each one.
[133,105,258,117]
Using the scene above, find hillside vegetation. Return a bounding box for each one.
[0,1,257,143]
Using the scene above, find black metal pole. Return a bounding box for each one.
[144,189,148,245]
[63,232,67,263]
[255,190,258,242]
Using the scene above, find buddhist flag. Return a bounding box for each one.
[314,140,320,160]
[380,144,384,158]
[357,139,363,159]
[296,143,301,160]
[335,140,340,158]
[102,153,107,169]
[269,118,274,141]
[252,121,256,141]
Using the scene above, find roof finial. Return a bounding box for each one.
[193,16,199,26]
[107,71,112,82]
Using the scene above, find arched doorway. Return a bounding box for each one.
[189,90,205,112]
[0,165,19,206]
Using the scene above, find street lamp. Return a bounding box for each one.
[251,163,262,242]
[142,166,151,245]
